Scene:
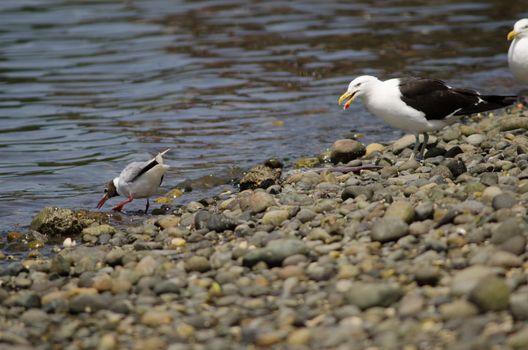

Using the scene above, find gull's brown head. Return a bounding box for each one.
[96,178,118,209]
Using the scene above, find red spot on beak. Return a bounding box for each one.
[344,100,352,110]
[96,194,109,209]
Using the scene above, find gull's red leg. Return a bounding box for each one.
[112,196,134,212]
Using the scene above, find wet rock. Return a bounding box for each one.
[206,213,238,232]
[468,275,510,312]
[261,210,289,226]
[330,139,366,164]
[345,283,403,310]
[239,164,281,191]
[30,207,90,236]
[341,186,374,201]
[69,294,110,313]
[492,192,516,210]
[384,200,415,223]
[184,256,211,272]
[371,218,409,243]
[243,238,307,267]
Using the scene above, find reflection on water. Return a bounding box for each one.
[0,0,526,230]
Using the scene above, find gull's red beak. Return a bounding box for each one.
[96,194,109,209]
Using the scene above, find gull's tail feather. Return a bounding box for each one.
[155,149,170,165]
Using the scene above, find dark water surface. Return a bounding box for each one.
[1,0,526,231]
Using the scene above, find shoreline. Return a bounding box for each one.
[2,106,528,348]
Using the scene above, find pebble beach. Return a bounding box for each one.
[3,106,528,349]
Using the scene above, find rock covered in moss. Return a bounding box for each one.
[30,207,92,236]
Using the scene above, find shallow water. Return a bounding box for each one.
[0,0,526,232]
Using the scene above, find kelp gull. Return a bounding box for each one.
[338,75,516,159]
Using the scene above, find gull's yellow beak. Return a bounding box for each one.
[508,30,519,41]
[338,90,357,110]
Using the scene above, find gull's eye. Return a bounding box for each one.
[355,82,361,87]
[104,188,108,193]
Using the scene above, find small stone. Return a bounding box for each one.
[330,139,366,164]
[346,283,403,310]
[488,250,522,268]
[384,200,415,223]
[261,210,289,226]
[451,265,495,296]
[414,202,434,221]
[296,208,316,223]
[480,172,499,186]
[135,256,158,276]
[442,127,461,142]
[157,215,181,229]
[371,218,409,243]
[399,293,424,317]
[440,300,478,319]
[287,328,312,345]
[466,134,485,146]
[365,143,385,157]
[341,186,374,201]
[492,192,516,210]
[184,256,211,272]
[393,134,434,154]
[241,191,276,214]
[243,238,307,267]
[69,294,109,313]
[498,235,526,256]
[206,213,238,232]
[446,159,467,178]
[445,146,463,158]
[491,218,525,245]
[105,248,125,266]
[468,275,510,312]
[510,293,528,320]
[141,310,172,326]
[508,327,528,349]
[430,165,453,180]
[414,266,440,286]
[482,186,503,204]
[424,147,446,158]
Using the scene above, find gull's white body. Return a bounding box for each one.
[114,150,169,199]
[508,18,528,84]
[359,77,453,133]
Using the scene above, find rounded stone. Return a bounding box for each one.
[261,210,289,226]
[184,256,211,272]
[330,139,366,164]
[384,200,415,223]
[492,192,516,210]
[365,143,385,157]
[466,134,485,146]
[468,275,510,312]
[371,218,409,243]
